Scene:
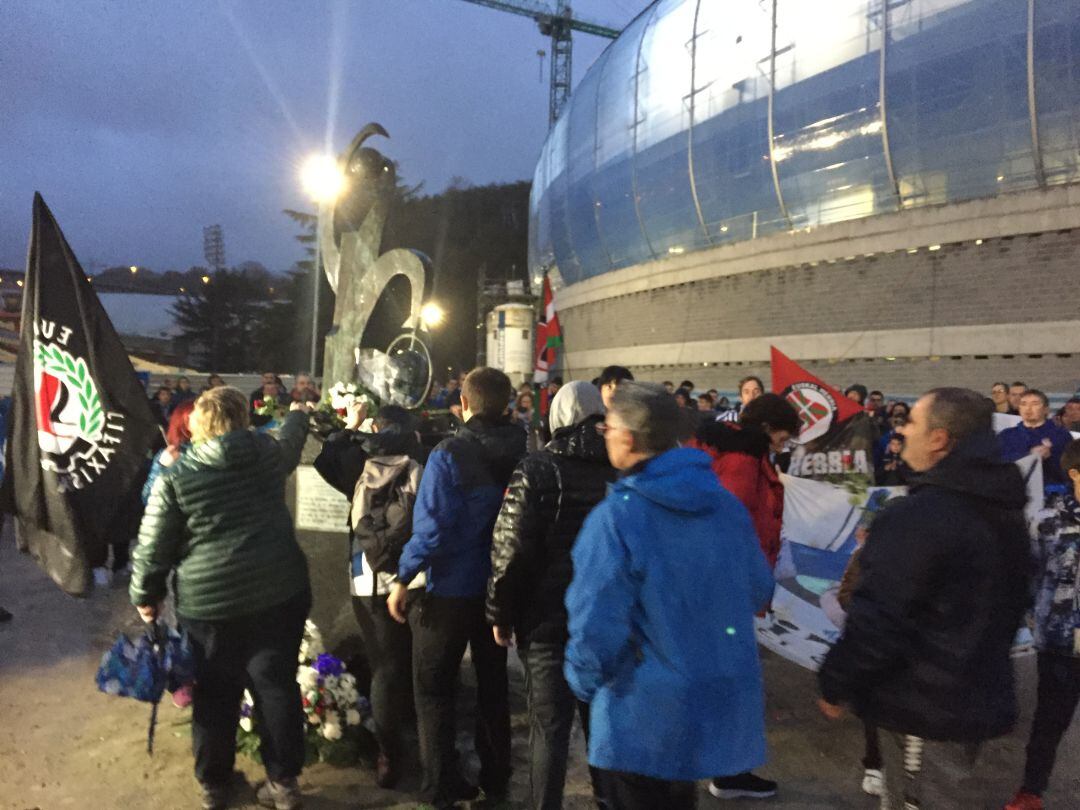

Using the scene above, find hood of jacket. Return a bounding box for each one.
[546,414,608,464]
[549,381,605,433]
[615,446,723,516]
[187,428,261,470]
[912,429,1027,509]
[357,425,425,461]
[692,420,770,459]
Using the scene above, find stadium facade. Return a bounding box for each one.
[528,0,1080,393]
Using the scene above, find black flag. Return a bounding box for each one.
[0,194,160,596]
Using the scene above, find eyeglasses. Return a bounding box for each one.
[596,421,627,435]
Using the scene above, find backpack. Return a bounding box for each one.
[350,454,422,576]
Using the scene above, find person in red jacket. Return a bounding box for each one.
[688,392,800,800]
[688,393,800,568]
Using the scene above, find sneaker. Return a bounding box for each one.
[256,777,303,810]
[709,772,778,799]
[861,768,884,797]
[433,778,479,809]
[199,781,232,810]
[375,752,397,789]
[1003,791,1043,810]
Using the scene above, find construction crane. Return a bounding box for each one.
[458,1,621,126]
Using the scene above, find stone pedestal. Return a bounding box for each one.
[285,432,362,658]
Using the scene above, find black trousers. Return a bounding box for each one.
[518,641,598,810]
[410,594,510,805]
[863,720,882,770]
[180,589,311,786]
[351,592,417,760]
[591,768,697,810]
[1022,651,1080,796]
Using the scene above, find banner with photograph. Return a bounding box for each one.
[756,455,1044,671]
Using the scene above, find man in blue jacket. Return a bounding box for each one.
[564,382,775,809]
[999,389,1074,489]
[388,367,526,808]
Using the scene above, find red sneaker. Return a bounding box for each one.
[1003,791,1043,810]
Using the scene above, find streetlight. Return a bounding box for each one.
[129,265,138,274]
[300,153,346,376]
[421,302,445,329]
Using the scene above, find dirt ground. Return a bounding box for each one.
[1,528,1078,810]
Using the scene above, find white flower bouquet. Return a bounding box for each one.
[236,620,373,765]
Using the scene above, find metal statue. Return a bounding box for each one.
[318,124,432,401]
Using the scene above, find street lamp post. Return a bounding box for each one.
[310,215,322,376]
[300,154,345,377]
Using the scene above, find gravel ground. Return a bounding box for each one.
[1,528,1077,810]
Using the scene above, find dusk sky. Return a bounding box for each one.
[1,0,642,274]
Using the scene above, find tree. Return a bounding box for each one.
[171,269,270,372]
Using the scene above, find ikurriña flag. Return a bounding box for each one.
[532,275,562,385]
[0,194,161,596]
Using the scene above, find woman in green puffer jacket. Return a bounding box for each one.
[130,386,312,810]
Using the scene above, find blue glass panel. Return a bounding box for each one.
[886,0,1035,207]
[527,146,553,277]
[565,49,612,279]
[592,11,655,273]
[772,0,898,229]
[545,114,582,285]
[690,0,784,243]
[634,0,703,257]
[1034,0,1080,186]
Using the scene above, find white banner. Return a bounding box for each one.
[756,456,1043,671]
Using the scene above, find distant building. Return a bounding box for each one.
[0,271,188,365]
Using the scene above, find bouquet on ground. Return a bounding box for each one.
[236,620,374,765]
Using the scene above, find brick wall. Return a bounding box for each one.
[567,355,1079,399]
[559,228,1080,394]
[562,229,1080,352]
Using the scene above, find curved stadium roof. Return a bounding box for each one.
[529,0,1080,286]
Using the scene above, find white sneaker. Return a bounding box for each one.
[861,768,884,797]
[92,567,112,588]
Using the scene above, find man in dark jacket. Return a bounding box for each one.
[387,367,526,808]
[313,402,427,788]
[818,387,1031,809]
[487,381,615,810]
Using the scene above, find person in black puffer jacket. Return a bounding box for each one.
[818,387,1031,809]
[488,380,614,810]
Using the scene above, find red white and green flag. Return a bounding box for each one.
[533,275,562,384]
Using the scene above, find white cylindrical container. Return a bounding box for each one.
[485,303,534,386]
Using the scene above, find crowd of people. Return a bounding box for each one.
[120,364,1080,810]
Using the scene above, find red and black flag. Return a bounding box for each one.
[770,346,877,481]
[0,194,160,596]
